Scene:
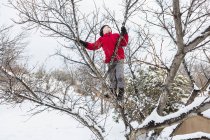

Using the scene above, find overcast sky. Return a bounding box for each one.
[0,0,121,70]
[0,1,56,70]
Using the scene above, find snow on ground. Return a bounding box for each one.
[157,124,179,139]
[171,132,210,140]
[137,95,210,129]
[0,103,92,140]
[202,109,210,118]
[0,102,125,140]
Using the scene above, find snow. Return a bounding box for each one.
[0,65,127,140]
[0,103,92,140]
[1,67,210,140]
[158,124,179,139]
[202,109,210,118]
[171,132,210,140]
[158,108,210,139]
[0,102,125,140]
[193,83,200,90]
[184,20,210,45]
[157,94,210,139]
[137,94,210,129]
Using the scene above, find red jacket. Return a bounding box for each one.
[86,32,129,63]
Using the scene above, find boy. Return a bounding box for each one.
[79,25,128,100]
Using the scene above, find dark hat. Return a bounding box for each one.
[100,25,109,36]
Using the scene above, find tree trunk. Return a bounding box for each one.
[157,0,186,115]
[157,51,185,115]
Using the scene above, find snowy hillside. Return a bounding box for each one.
[0,103,125,140]
[0,103,91,140]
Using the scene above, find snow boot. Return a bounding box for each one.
[110,88,117,97]
[104,93,110,98]
[117,88,124,101]
[104,88,116,98]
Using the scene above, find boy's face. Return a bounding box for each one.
[103,26,112,35]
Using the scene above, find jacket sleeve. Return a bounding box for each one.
[86,37,102,50]
[120,33,129,47]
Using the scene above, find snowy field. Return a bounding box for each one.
[0,103,125,140]
[0,103,92,140]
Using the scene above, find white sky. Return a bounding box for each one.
[0,0,122,70]
[0,1,60,70]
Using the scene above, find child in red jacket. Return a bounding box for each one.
[79,25,128,101]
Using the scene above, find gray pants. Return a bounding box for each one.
[108,60,125,89]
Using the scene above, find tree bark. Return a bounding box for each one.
[157,0,186,115]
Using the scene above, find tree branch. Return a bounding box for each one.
[184,25,210,53]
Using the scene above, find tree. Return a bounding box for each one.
[126,66,190,119]
[0,25,27,103]
[1,0,210,139]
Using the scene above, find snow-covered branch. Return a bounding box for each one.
[129,95,210,139]
[184,25,210,53]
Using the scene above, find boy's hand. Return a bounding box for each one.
[121,26,127,35]
[79,40,87,47]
